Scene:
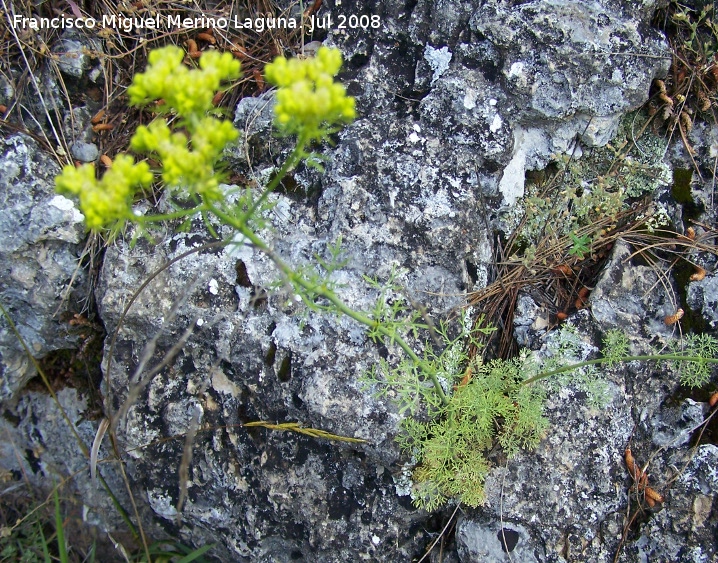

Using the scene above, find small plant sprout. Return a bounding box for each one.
[568,231,592,259]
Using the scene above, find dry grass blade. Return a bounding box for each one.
[649,2,718,180]
[468,207,639,359]
[416,502,461,563]
[104,240,227,426]
[614,402,718,563]
[176,406,201,526]
[0,0,71,165]
[91,417,110,489]
[0,303,89,458]
[112,316,198,436]
[109,268,207,434]
[243,421,368,443]
[465,120,657,357]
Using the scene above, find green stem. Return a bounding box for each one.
[519,354,718,388]
[208,203,449,406]
[240,132,309,223]
[133,205,207,224]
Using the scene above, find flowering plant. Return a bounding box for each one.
[55,46,241,231]
[264,46,356,142]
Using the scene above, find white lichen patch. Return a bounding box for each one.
[463,90,477,110]
[499,127,551,206]
[508,61,528,88]
[490,114,503,133]
[147,489,178,519]
[499,143,527,206]
[272,318,303,348]
[123,406,160,458]
[211,366,241,397]
[424,45,452,83]
[49,194,83,221]
[421,187,455,219]
[393,462,415,497]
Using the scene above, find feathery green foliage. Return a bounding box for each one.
[374,319,718,510]
[404,353,549,510]
[668,333,718,387]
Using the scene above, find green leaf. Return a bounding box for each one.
[53,488,68,563]
[568,231,591,259]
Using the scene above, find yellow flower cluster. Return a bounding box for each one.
[55,156,153,229]
[128,47,240,119]
[264,46,356,140]
[127,47,240,198]
[56,46,242,230]
[131,117,238,200]
[54,45,357,232]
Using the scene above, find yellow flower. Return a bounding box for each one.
[128,46,240,119]
[55,156,153,230]
[127,49,242,200]
[264,46,356,140]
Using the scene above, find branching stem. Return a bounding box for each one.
[519,354,718,388]
[207,201,449,406]
[240,132,310,223]
[134,205,209,224]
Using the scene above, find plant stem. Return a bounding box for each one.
[133,205,208,224]
[519,354,718,388]
[207,203,449,406]
[240,133,309,223]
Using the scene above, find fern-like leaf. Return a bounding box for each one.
[603,329,630,367]
[669,333,718,387]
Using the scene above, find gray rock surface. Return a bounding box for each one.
[53,33,101,80]
[458,311,634,563]
[0,134,87,401]
[55,38,90,78]
[1,0,716,562]
[456,517,541,562]
[687,274,718,330]
[0,388,142,532]
[0,75,14,106]
[650,399,706,448]
[590,240,679,338]
[514,290,551,349]
[456,310,714,563]
[332,0,670,206]
[95,125,481,559]
[70,141,99,163]
[472,0,669,120]
[621,444,718,563]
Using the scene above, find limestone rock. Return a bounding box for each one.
[0,134,87,401]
